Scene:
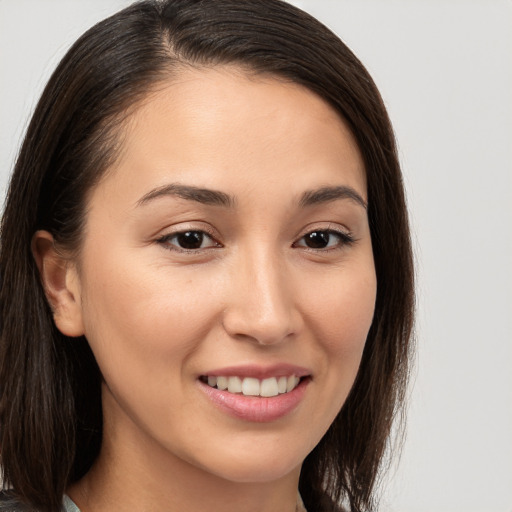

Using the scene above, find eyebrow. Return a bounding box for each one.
[136,183,366,210]
[136,183,235,208]
[299,185,367,210]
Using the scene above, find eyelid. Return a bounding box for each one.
[294,222,352,239]
[155,223,223,252]
[293,224,356,251]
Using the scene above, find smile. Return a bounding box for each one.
[200,375,301,397]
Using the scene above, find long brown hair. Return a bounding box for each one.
[0,1,414,511]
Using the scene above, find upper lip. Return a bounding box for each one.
[200,363,311,380]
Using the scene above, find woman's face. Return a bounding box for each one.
[64,67,376,483]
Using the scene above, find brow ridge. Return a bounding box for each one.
[137,183,366,210]
[299,185,367,209]
[137,183,235,207]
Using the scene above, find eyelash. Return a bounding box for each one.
[292,228,355,252]
[156,227,355,253]
[156,228,220,253]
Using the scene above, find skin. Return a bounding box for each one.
[34,67,377,512]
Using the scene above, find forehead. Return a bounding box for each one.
[100,66,366,204]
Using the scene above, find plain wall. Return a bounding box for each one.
[1,1,511,511]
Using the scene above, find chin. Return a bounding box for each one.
[191,438,309,484]
[213,461,302,484]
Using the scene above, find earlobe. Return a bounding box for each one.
[31,230,85,337]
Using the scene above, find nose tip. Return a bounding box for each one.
[222,301,296,346]
[221,258,300,345]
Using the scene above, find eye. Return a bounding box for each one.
[294,229,354,250]
[157,230,220,251]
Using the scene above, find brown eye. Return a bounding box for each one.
[294,229,354,250]
[176,231,205,249]
[158,230,220,251]
[304,231,330,249]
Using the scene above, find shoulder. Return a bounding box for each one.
[0,493,76,512]
[0,492,37,512]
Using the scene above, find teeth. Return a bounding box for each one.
[227,376,242,393]
[242,377,260,396]
[205,375,302,396]
[277,376,287,394]
[286,375,299,392]
[217,376,228,390]
[260,377,279,397]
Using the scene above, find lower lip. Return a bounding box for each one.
[198,378,309,423]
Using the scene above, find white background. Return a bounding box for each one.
[1,1,511,511]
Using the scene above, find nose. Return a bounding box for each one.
[221,249,300,345]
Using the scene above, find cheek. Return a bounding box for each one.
[301,259,377,405]
[285,263,376,452]
[78,250,221,382]
[304,263,376,353]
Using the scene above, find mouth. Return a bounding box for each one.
[198,366,311,422]
[199,374,304,397]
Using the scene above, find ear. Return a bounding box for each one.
[31,230,85,337]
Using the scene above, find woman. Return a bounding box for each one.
[0,1,414,511]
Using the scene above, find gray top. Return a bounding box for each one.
[61,496,80,512]
[0,494,78,512]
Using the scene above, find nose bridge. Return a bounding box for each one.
[222,243,297,345]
